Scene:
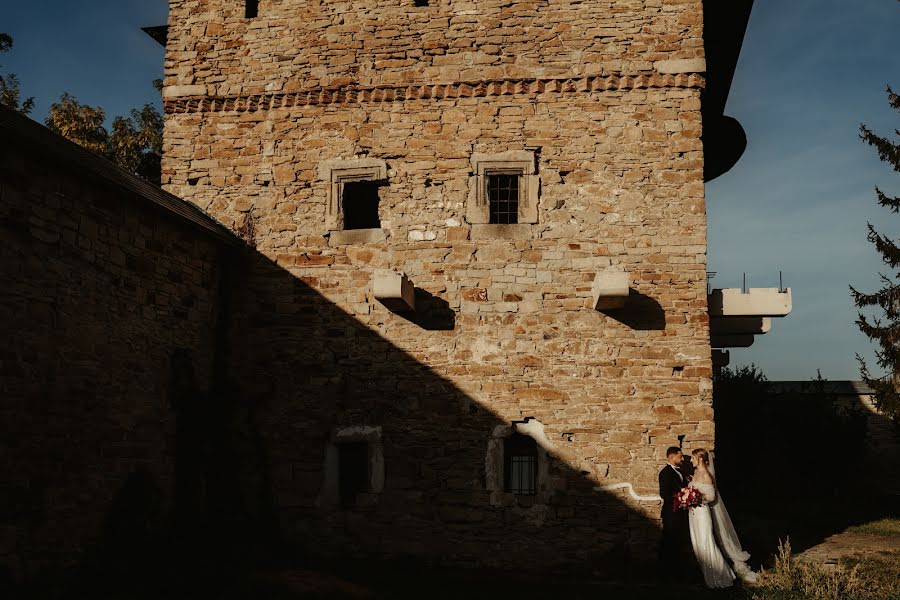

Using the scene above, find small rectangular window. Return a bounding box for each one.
[343,181,381,230]
[245,0,259,18]
[487,173,519,225]
[338,442,369,507]
[414,0,429,5]
[504,434,537,495]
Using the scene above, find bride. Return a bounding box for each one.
[688,448,758,588]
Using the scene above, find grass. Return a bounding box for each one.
[748,539,900,600]
[847,518,900,537]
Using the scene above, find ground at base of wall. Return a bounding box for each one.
[248,573,759,600]
[4,560,761,600]
[797,521,900,567]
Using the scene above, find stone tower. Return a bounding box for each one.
[158,0,750,574]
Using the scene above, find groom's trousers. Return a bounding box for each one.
[659,509,691,578]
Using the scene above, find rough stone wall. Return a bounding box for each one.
[0,151,222,577]
[161,0,712,573]
[164,0,704,94]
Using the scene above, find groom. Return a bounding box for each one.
[658,446,691,581]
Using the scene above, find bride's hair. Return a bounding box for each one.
[692,448,710,465]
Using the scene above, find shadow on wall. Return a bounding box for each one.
[205,245,665,578]
[712,368,899,562]
[603,289,667,332]
[48,243,686,599]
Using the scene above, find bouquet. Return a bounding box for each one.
[673,486,703,511]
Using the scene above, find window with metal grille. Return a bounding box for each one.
[486,173,520,224]
[245,0,259,18]
[338,442,369,507]
[342,181,381,230]
[504,434,537,495]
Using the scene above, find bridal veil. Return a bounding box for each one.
[708,452,758,582]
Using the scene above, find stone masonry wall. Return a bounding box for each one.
[161,0,712,573]
[0,148,223,578]
[164,0,704,95]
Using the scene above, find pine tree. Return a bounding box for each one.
[851,86,900,424]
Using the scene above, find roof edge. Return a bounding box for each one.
[0,105,239,246]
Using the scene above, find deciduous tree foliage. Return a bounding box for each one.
[45,93,109,154]
[1,33,163,185]
[44,89,164,186]
[852,86,900,424]
[0,33,35,116]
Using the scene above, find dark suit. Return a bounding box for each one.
[658,464,690,577]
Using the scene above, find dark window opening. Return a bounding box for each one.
[338,442,369,507]
[343,181,381,230]
[414,0,429,6]
[245,0,259,18]
[504,434,537,495]
[487,173,519,225]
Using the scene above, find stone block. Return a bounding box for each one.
[373,269,415,312]
[162,84,206,98]
[654,58,707,74]
[592,269,630,310]
[470,224,534,240]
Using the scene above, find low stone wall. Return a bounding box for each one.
[0,113,228,579]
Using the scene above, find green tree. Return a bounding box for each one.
[45,93,109,154]
[108,103,164,185]
[852,87,900,424]
[45,88,164,185]
[0,33,35,115]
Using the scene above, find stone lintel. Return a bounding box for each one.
[328,228,387,246]
[162,84,206,98]
[470,150,535,175]
[708,288,792,318]
[654,58,707,74]
[373,269,415,312]
[318,158,388,182]
[592,270,630,310]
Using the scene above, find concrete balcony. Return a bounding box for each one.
[709,316,772,336]
[708,288,792,318]
[710,334,755,348]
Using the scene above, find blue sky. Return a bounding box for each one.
[3,1,898,380]
[707,0,899,379]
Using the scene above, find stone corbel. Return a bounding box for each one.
[373,269,415,312]
[592,269,630,310]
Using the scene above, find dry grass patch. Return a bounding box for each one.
[751,539,900,600]
[847,518,900,537]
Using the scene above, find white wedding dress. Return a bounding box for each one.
[688,481,758,588]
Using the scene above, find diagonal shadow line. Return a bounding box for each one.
[213,244,670,578]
